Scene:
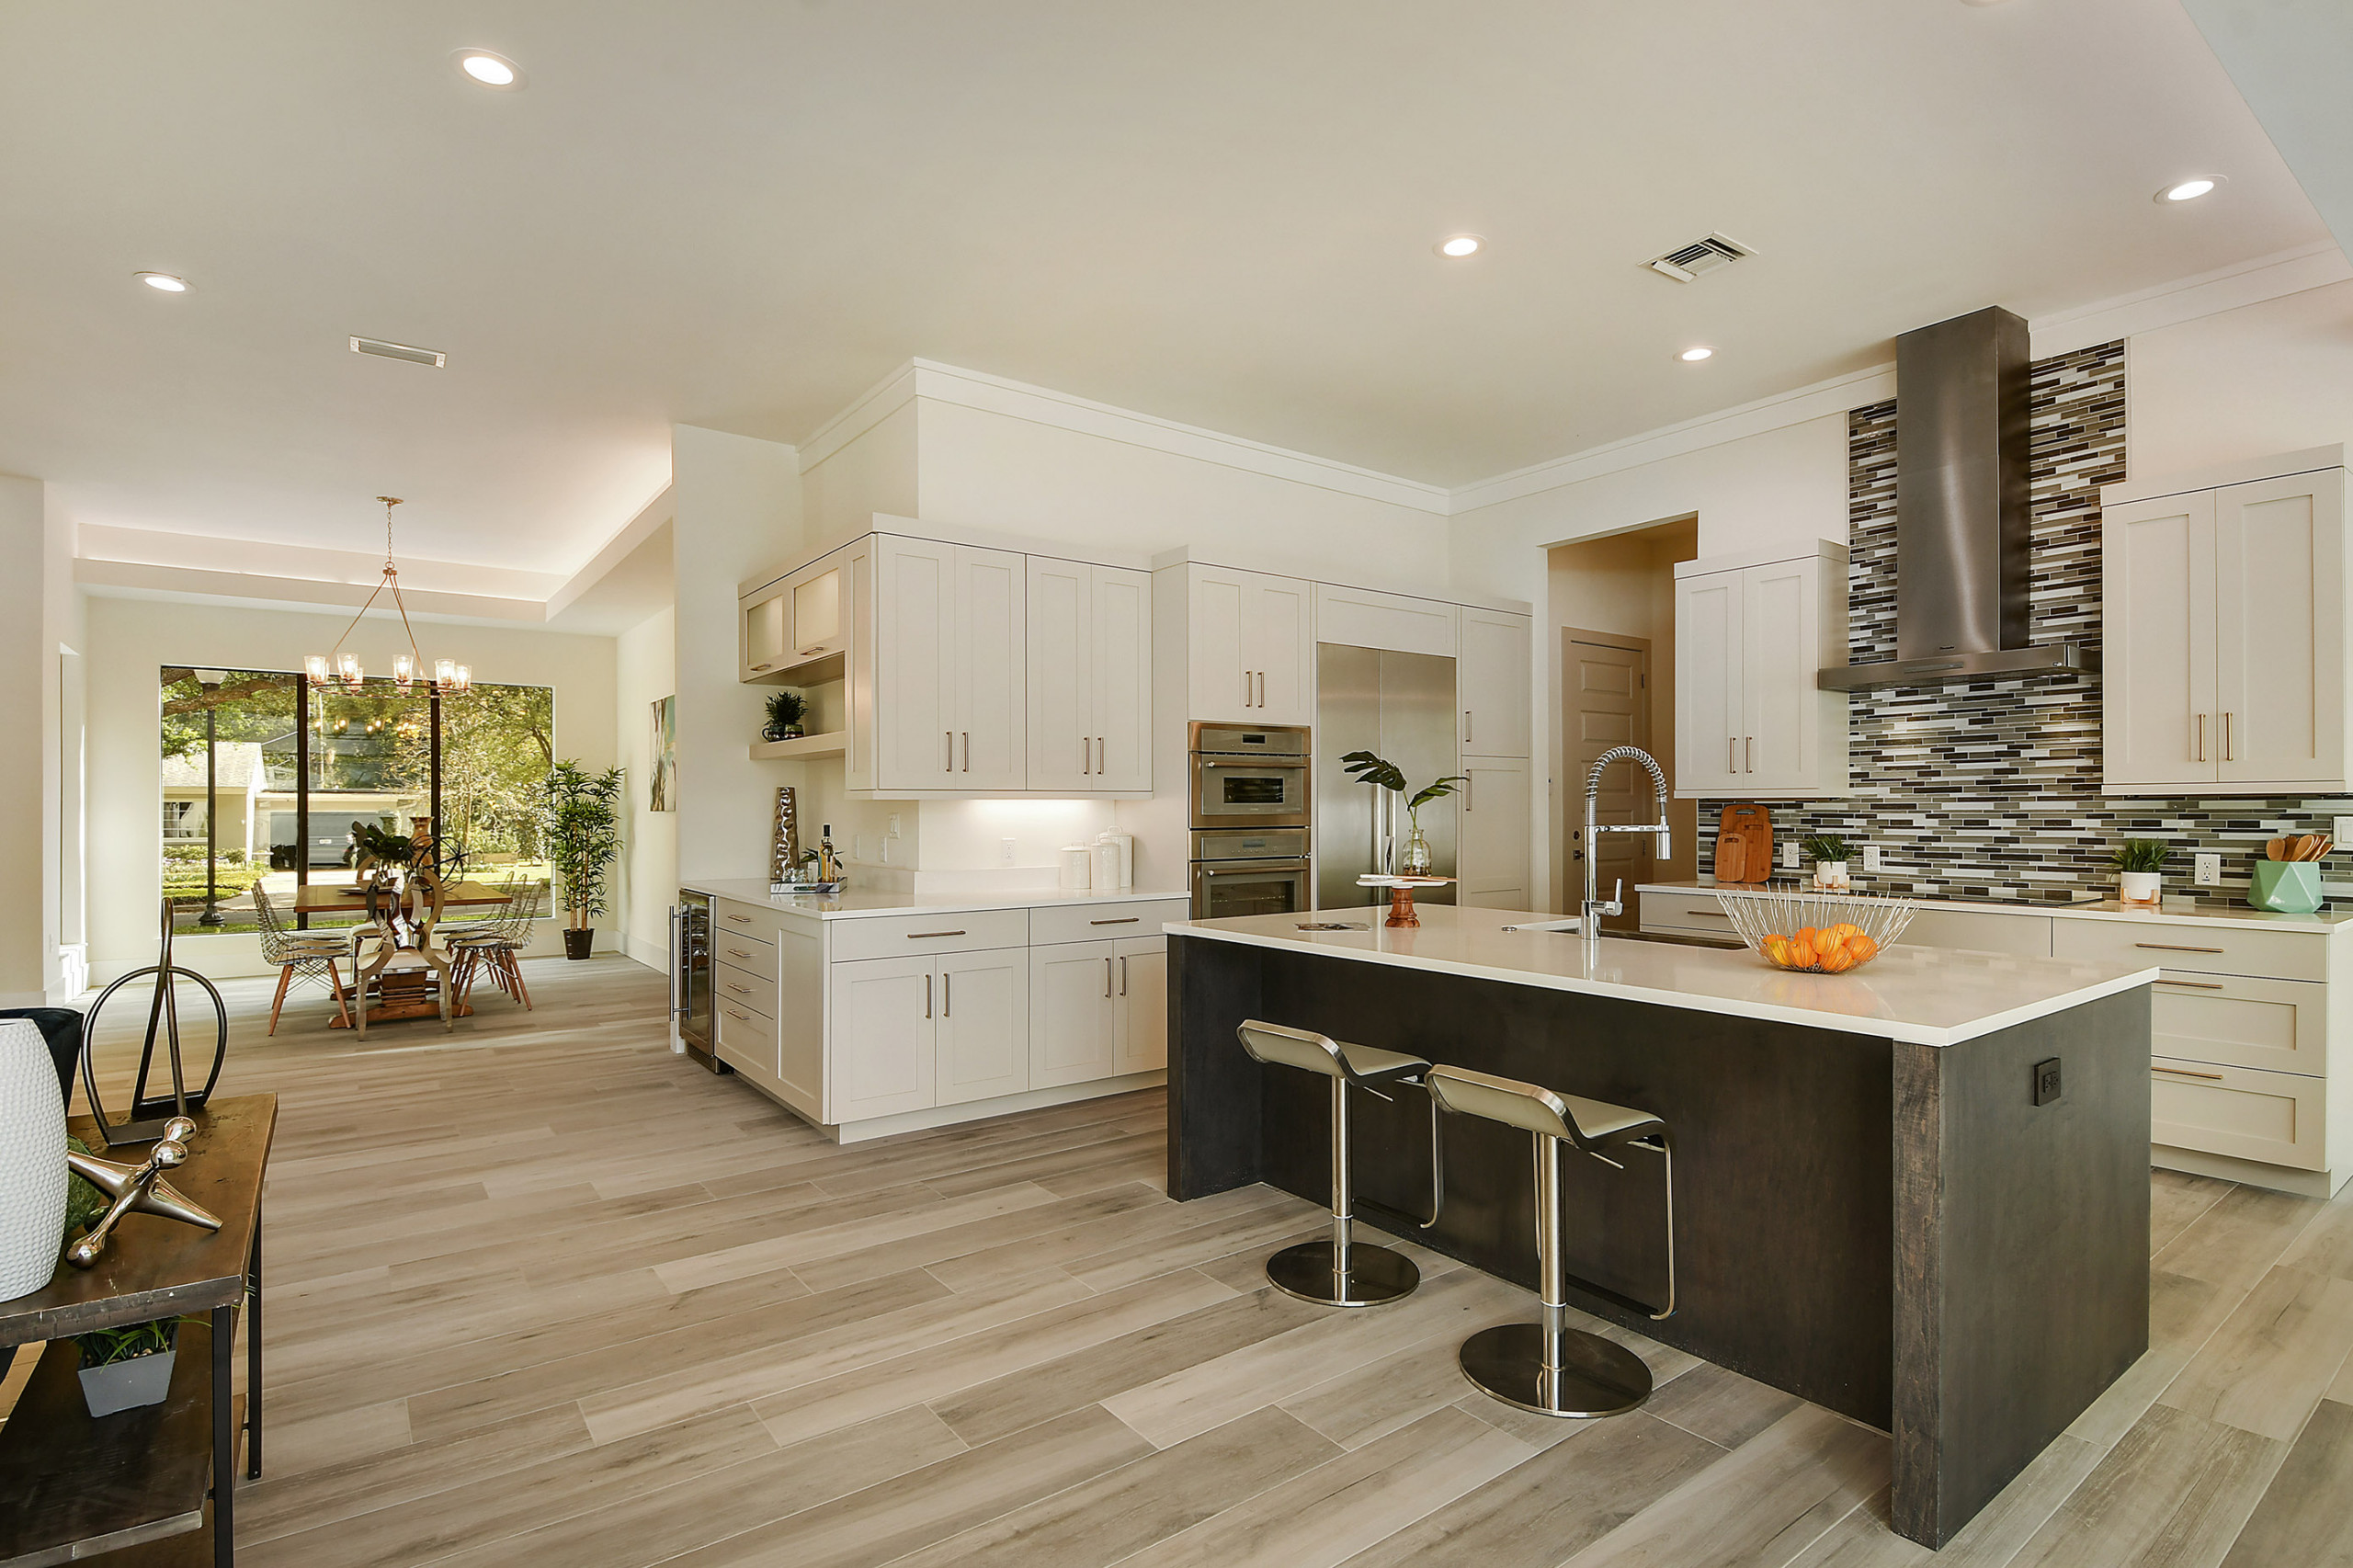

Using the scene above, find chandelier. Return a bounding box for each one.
[305,496,471,696]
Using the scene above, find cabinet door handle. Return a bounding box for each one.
[1104,957,1113,996]
[925,972,933,1019]
[1464,776,1472,812]
[962,732,971,772]
[1080,737,1089,775]
[1090,916,1139,926]
[943,971,951,1017]
[2153,1064,2224,1081]
[726,946,755,959]
[1120,955,1128,995]
[724,1006,749,1024]
[1097,736,1106,776]
[1464,709,1472,744]
[2195,712,2206,763]
[725,982,753,995]
[946,730,954,771]
[725,914,751,924]
[2135,942,2223,953]
[1729,737,1737,773]
[2223,711,2234,762]
[906,929,967,939]
[1257,671,1266,708]
[1244,669,1253,709]
[1746,736,1755,773]
[2155,978,2225,990]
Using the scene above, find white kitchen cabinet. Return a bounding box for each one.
[1314,584,1456,658]
[874,535,1026,790]
[936,949,1029,1106]
[774,925,825,1116]
[1459,608,1532,756]
[1460,756,1531,907]
[1026,557,1152,793]
[826,953,938,1121]
[1185,563,1313,725]
[1113,937,1167,1075]
[741,579,790,682]
[1030,941,1119,1088]
[1672,542,1849,799]
[2105,451,2348,794]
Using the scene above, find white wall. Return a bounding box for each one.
[615,605,678,963]
[82,596,619,983]
[801,399,918,553]
[0,476,50,1002]
[672,425,803,886]
[2129,278,2353,478]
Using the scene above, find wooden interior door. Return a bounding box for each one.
[1564,632,1652,930]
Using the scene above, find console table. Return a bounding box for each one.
[0,1095,274,1566]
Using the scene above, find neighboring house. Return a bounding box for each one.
[161,741,264,861]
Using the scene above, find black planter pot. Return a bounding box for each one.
[562,926,595,960]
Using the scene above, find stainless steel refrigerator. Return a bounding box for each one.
[1315,644,1458,910]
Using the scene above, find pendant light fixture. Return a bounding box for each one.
[305,497,471,695]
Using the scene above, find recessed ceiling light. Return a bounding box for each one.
[1436,234,1483,259]
[2157,176,2222,203]
[135,271,190,292]
[453,49,524,88]
[1678,346,1714,362]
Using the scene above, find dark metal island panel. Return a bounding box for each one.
[1165,916,2152,1551]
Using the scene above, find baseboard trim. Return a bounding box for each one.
[727,1071,1168,1145]
[2152,1142,2349,1199]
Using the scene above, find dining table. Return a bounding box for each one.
[293,879,511,1031]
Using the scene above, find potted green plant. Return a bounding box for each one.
[762,689,808,742]
[75,1316,198,1417]
[1802,834,1854,892]
[1341,752,1466,877]
[544,761,622,959]
[2110,839,2170,905]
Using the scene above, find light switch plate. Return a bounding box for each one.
[2195,851,2222,885]
[1781,841,1800,869]
[1861,845,1881,871]
[2336,816,2353,847]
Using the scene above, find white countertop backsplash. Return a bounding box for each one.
[1638,878,2353,933]
[1168,903,2155,1048]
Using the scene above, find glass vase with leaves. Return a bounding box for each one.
[544,761,622,959]
[1341,751,1466,878]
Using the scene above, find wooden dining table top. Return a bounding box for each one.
[292,880,511,914]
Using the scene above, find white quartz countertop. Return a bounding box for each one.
[683,879,1188,921]
[1639,878,2353,933]
[1167,903,2157,1048]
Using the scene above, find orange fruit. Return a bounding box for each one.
[1832,922,1862,940]
[1847,934,1879,962]
[1795,926,1820,948]
[1789,940,1817,969]
[1820,949,1855,972]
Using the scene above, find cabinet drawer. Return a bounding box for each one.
[711,928,776,969]
[712,903,787,945]
[716,994,777,1073]
[828,908,1029,962]
[2151,1056,2326,1171]
[1897,909,2053,958]
[2150,972,2325,1075]
[714,957,779,1019]
[1638,892,1740,936]
[1029,899,1189,948]
[2053,919,2328,982]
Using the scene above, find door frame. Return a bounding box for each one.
[1559,628,1653,924]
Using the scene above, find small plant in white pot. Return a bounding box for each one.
[2111,839,2170,905]
[1803,835,1854,892]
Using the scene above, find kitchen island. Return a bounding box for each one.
[1166,904,2158,1549]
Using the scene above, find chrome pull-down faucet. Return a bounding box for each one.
[1582,745,1672,954]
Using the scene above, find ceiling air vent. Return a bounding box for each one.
[349,335,447,368]
[1645,233,1754,282]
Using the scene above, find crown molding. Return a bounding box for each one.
[797,362,919,472]
[2028,240,2351,356]
[545,483,674,619]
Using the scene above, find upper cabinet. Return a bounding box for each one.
[1673,541,1851,799]
[874,536,1026,791]
[1314,584,1456,658]
[1459,608,1531,757]
[1026,557,1152,793]
[1184,564,1313,725]
[2104,450,2348,794]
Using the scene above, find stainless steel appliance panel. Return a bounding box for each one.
[1315,644,1457,909]
[1188,722,1312,830]
[1192,857,1312,920]
[673,890,725,1074]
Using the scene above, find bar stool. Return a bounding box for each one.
[1425,1062,1676,1418]
[1237,1020,1432,1308]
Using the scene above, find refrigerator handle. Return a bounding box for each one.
[668,904,685,1019]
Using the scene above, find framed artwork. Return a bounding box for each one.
[649,696,676,812]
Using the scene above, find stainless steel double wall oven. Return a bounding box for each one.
[1188,722,1312,919]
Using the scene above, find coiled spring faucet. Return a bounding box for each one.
[1582,745,1672,955]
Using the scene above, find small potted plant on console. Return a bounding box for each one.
[1803,834,1854,892]
[2110,839,2170,906]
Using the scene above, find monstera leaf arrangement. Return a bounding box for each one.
[1342,750,1466,877]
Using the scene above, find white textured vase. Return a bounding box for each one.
[0,1020,67,1301]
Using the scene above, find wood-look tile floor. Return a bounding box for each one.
[63,956,2353,1567]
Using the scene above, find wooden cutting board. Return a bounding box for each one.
[1714,804,1774,884]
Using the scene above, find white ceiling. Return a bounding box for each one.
[0,1,2330,579]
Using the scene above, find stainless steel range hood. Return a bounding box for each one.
[1818,306,2097,691]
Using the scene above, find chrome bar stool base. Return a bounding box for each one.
[1459,1318,1652,1418]
[1266,1238,1419,1308]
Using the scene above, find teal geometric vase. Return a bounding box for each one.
[2248,860,2324,914]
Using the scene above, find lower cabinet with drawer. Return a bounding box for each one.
[2151,1057,2327,1172]
[718,892,1178,1143]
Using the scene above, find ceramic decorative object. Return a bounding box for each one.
[1812,860,1850,892]
[79,1346,177,1416]
[0,1019,68,1301]
[2248,861,2323,914]
[2118,870,2163,905]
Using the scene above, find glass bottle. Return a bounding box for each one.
[1400,815,1434,877]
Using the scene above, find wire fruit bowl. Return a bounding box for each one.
[1711,885,1917,973]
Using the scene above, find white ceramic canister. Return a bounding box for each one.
[1058,846,1093,892]
[0,1019,68,1301]
[1093,840,1121,892]
[1098,827,1136,889]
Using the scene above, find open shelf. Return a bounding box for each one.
[745,649,846,687]
[750,731,847,762]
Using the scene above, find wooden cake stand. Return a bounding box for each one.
[1357,874,1457,927]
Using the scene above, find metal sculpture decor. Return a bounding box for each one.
[768,787,801,888]
[80,901,229,1147]
[64,1116,221,1268]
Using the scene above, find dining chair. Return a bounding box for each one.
[253,883,355,1034]
[449,881,543,1011]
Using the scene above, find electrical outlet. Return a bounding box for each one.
[887,813,904,837]
[2195,851,2222,885]
[2336,816,2353,847]
[1781,841,1800,869]
[2032,1057,2063,1107]
[1000,837,1017,865]
[853,835,869,861]
[1861,844,1881,871]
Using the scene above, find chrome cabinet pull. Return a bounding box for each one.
[2223,711,2234,762]
[943,972,951,1017]
[2195,712,2206,763]
[726,946,755,959]
[946,730,953,771]
[2153,1064,2224,1081]
[1090,916,1139,926]
[962,732,971,772]
[906,929,967,939]
[1728,737,1736,773]
[1119,956,1128,995]
[2135,942,2223,953]
[1097,736,1106,775]
[725,913,751,924]
[1464,709,1472,744]
[725,982,752,994]
[1104,957,1113,996]
[1244,669,1252,708]
[724,1006,749,1023]
[925,972,932,1019]
[1080,737,1088,775]
[1746,736,1755,773]
[2155,978,2224,990]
